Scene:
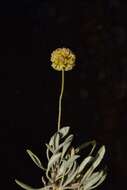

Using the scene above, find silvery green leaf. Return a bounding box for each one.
[15,179,50,190]
[64,158,78,176]
[54,134,73,156]
[59,155,79,186]
[63,155,80,175]
[49,133,60,150]
[46,153,61,183]
[92,145,105,169]
[49,132,59,150]
[57,160,67,177]
[46,143,54,160]
[49,127,70,150]
[78,156,93,174]
[83,170,104,189]
[64,185,79,190]
[61,135,74,159]
[80,166,92,184]
[57,155,79,179]
[86,171,100,183]
[49,134,56,150]
[63,171,77,187]
[47,152,61,170]
[89,141,96,156]
[67,161,77,177]
[46,147,50,160]
[80,146,106,183]
[75,140,96,155]
[58,158,74,178]
[63,167,78,187]
[54,141,65,154]
[55,133,60,149]
[58,162,77,182]
[58,126,70,138]
[41,176,46,186]
[89,172,107,189]
[26,150,45,170]
[51,133,60,150]
[45,144,53,152]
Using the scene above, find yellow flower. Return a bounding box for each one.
[50,48,76,71]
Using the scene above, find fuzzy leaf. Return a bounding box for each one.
[49,134,56,150]
[53,142,65,154]
[63,167,78,187]
[46,144,54,161]
[75,140,96,155]
[26,150,45,170]
[64,158,78,176]
[47,152,61,170]
[46,147,50,161]
[48,133,59,150]
[58,126,70,138]
[67,161,77,177]
[15,179,50,190]
[80,146,106,183]
[61,135,74,159]
[78,156,93,174]
[86,171,100,183]
[83,170,104,189]
[57,160,67,177]
[90,172,107,189]
[54,134,73,155]
[55,133,60,149]
[92,145,105,169]
[49,127,70,150]
[57,155,79,179]
[45,144,53,153]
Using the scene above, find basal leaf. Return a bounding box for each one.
[83,170,104,189]
[15,179,50,190]
[49,127,70,150]
[26,150,45,170]
[80,146,106,183]
[54,134,73,156]
[58,126,70,138]
[92,145,105,169]
[67,161,77,178]
[75,140,96,155]
[78,156,93,174]
[47,152,61,170]
[55,133,60,149]
[63,167,78,187]
[61,135,74,159]
[90,172,107,189]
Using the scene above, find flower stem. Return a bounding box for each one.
[57,70,64,131]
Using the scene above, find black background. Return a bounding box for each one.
[0,0,127,189]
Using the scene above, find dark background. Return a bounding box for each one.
[0,0,127,189]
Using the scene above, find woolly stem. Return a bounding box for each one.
[57,70,64,131]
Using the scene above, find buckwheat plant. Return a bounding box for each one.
[15,48,107,190]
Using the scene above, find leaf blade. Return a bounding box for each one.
[47,152,61,170]
[80,145,106,183]
[78,156,93,174]
[26,150,45,170]
[15,179,50,190]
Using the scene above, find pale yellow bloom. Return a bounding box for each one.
[50,48,76,71]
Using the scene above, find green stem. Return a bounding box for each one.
[57,70,64,131]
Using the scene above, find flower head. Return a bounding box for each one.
[50,48,76,71]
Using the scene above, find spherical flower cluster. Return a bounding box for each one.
[50,48,76,71]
